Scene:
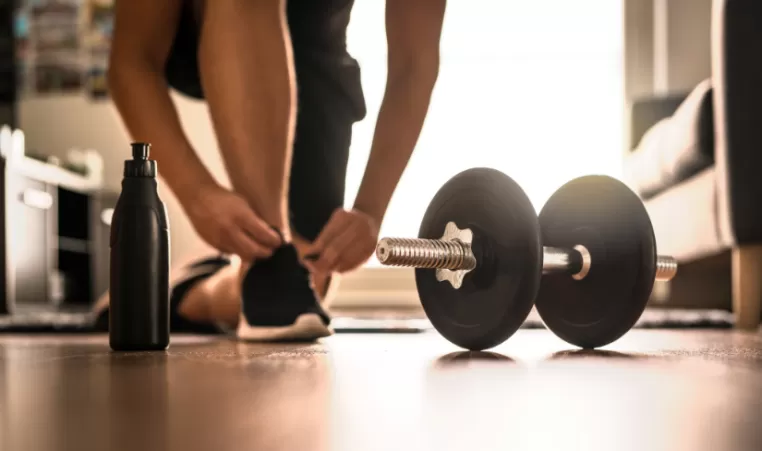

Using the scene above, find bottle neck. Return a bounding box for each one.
[124,159,156,178]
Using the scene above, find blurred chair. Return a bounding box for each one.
[623,0,762,329]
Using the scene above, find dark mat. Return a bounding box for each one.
[0,308,736,334]
[523,308,735,329]
[0,312,97,333]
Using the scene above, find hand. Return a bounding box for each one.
[303,208,380,274]
[183,183,282,260]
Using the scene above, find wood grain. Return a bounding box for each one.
[0,330,760,451]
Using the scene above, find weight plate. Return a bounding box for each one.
[535,175,657,349]
[416,168,542,351]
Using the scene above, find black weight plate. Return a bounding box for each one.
[416,168,542,351]
[535,175,657,349]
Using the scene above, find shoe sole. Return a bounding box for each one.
[236,313,333,342]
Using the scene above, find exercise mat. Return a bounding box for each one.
[0,307,735,334]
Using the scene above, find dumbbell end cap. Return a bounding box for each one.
[376,239,392,264]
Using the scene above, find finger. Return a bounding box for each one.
[313,226,358,273]
[226,228,272,261]
[312,210,348,250]
[337,240,376,273]
[303,252,320,262]
[300,254,319,274]
[301,223,344,267]
[336,239,375,273]
[302,210,351,265]
[236,209,283,249]
[300,238,322,264]
[213,236,237,256]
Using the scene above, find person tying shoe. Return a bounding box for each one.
[97,0,447,341]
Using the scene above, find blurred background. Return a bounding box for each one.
[3,0,757,323]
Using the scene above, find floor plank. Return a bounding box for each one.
[0,329,760,451]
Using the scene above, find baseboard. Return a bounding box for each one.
[331,266,419,308]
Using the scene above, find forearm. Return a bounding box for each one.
[108,61,217,204]
[353,68,438,223]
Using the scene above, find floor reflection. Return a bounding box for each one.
[0,331,760,451]
[434,350,516,367]
[547,349,646,360]
[0,338,334,451]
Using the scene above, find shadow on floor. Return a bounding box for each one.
[547,349,646,360]
[433,351,516,368]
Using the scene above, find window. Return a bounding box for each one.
[344,0,625,268]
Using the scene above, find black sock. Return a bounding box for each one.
[240,244,330,327]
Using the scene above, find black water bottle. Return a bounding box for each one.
[109,142,170,351]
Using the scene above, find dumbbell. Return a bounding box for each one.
[375,167,677,351]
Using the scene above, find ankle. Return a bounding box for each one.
[254,201,291,243]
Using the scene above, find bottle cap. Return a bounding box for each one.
[124,142,156,178]
[131,142,150,160]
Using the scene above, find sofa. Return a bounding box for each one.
[623,0,762,330]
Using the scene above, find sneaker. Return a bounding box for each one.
[236,244,333,342]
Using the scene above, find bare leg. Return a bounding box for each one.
[178,257,244,327]
[197,0,297,238]
[91,245,337,330]
[90,257,246,330]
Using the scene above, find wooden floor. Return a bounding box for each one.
[0,329,760,451]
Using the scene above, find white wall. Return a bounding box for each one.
[623,0,713,155]
[624,0,713,101]
[665,0,712,92]
[624,0,655,101]
[350,0,626,243]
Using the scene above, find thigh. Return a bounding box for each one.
[288,55,366,242]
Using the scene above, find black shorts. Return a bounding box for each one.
[93,255,232,335]
[165,1,367,241]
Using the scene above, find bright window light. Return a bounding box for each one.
[346,0,624,266]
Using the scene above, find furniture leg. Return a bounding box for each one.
[732,245,762,330]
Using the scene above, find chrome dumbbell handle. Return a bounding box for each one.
[376,237,677,281]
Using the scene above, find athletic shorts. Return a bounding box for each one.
[164,0,368,242]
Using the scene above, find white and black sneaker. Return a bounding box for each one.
[236,244,333,342]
